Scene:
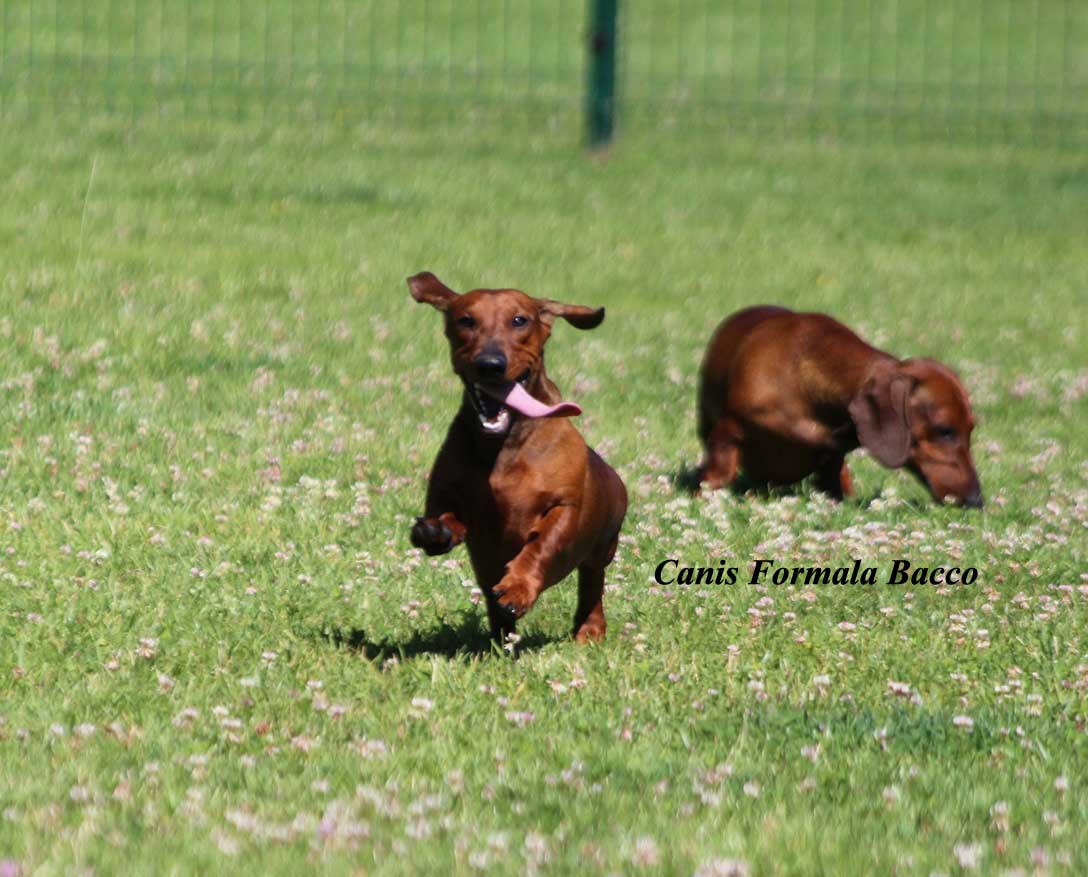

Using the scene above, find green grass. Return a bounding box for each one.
[0,109,1086,876]
[2,1,1087,145]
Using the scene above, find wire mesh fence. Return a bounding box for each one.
[0,1,586,133]
[620,0,1088,146]
[1,0,1085,147]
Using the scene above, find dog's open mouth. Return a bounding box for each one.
[468,371,581,435]
[468,374,525,435]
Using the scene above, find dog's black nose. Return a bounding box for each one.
[963,487,984,509]
[473,353,507,380]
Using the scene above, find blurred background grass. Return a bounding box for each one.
[1,0,1086,145]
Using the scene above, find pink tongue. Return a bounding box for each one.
[481,382,581,419]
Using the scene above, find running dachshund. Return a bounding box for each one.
[408,272,627,643]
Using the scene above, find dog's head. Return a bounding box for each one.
[848,358,983,508]
[408,271,603,435]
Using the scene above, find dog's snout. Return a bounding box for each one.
[963,486,984,509]
[473,353,507,380]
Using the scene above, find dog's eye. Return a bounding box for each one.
[933,425,957,442]
[456,315,476,329]
[511,315,529,328]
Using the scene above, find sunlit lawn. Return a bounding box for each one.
[0,109,1085,874]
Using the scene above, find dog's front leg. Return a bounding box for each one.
[410,466,468,557]
[493,504,578,618]
[410,511,466,557]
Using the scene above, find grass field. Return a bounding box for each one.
[0,94,1087,877]
[2,0,1088,857]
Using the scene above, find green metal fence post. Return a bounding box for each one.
[586,0,618,148]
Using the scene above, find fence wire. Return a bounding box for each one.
[0,1,1085,147]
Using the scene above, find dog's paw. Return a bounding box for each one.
[410,517,454,556]
[493,574,538,618]
[573,619,606,644]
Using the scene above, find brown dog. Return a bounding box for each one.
[407,272,627,644]
[698,306,983,507]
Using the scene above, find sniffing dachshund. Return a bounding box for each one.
[408,272,627,644]
[698,306,983,507]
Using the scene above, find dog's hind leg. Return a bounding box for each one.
[700,418,742,491]
[484,591,518,645]
[572,564,606,643]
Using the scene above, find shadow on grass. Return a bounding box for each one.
[322,614,555,661]
[671,462,704,493]
[671,461,908,510]
[670,461,770,498]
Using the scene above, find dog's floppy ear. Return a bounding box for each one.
[848,363,914,467]
[538,299,605,330]
[407,272,458,311]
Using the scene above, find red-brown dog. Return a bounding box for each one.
[408,272,627,644]
[698,306,983,507]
